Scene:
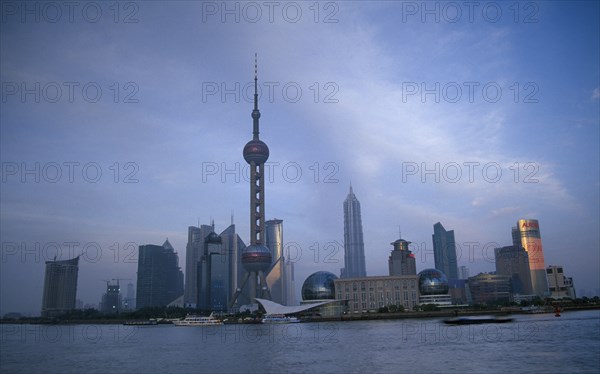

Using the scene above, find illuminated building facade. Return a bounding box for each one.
[513,219,548,297]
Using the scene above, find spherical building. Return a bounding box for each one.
[302,271,338,301]
[418,268,451,306]
[241,244,272,273]
[418,268,449,295]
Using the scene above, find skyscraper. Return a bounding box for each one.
[265,219,286,305]
[284,258,296,306]
[230,56,273,308]
[100,282,122,314]
[184,224,213,307]
[41,256,79,317]
[513,219,548,296]
[432,222,458,281]
[136,240,184,309]
[388,237,416,276]
[342,186,366,278]
[494,245,533,295]
[219,223,240,306]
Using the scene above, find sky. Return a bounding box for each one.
[1,1,599,316]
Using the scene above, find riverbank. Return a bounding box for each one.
[2,304,598,325]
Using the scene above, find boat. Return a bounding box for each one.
[173,313,223,326]
[261,314,301,324]
[123,319,158,326]
[443,316,513,325]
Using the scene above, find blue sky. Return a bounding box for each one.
[1,1,598,315]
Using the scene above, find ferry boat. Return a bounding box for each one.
[173,313,223,326]
[261,314,300,324]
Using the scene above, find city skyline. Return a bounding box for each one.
[1,2,599,316]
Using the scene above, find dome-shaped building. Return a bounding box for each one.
[418,269,451,306]
[302,271,338,301]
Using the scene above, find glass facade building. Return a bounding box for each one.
[432,222,458,281]
[136,240,184,309]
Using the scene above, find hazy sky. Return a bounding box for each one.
[1,1,599,316]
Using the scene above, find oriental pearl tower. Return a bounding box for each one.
[229,55,272,308]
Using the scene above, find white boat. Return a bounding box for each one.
[173,313,223,326]
[261,314,300,324]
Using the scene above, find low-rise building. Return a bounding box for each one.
[334,275,420,313]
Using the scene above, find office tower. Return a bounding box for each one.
[458,266,470,280]
[513,219,548,296]
[230,57,273,308]
[467,273,512,304]
[284,258,296,305]
[184,224,213,307]
[265,219,286,304]
[388,237,416,276]
[219,223,240,306]
[341,185,367,278]
[136,240,184,309]
[41,256,79,317]
[432,222,458,281]
[546,265,576,299]
[494,245,533,295]
[194,225,232,311]
[124,282,135,310]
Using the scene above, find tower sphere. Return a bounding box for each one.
[241,244,272,273]
[243,139,270,165]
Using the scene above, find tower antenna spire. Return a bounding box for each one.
[252,53,260,139]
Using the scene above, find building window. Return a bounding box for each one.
[547,269,553,274]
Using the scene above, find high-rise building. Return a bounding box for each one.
[494,245,533,295]
[265,219,286,305]
[513,219,548,296]
[546,265,576,299]
[184,225,213,307]
[136,240,184,309]
[219,223,240,306]
[230,57,273,308]
[197,230,230,311]
[458,266,470,280]
[341,186,367,278]
[124,282,135,310]
[284,259,296,306]
[41,256,79,317]
[432,222,458,281]
[100,282,122,314]
[388,238,416,276]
